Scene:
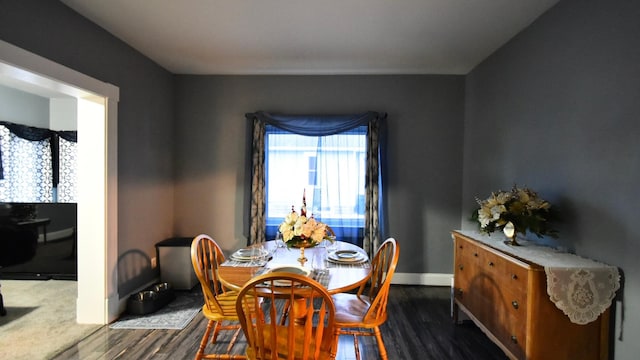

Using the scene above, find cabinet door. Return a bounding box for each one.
[454,236,481,314]
[454,236,496,328]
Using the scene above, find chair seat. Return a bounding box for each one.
[202,290,242,320]
[246,325,334,360]
[332,293,372,325]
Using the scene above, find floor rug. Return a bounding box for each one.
[109,290,203,330]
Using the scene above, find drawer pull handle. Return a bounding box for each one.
[511,274,518,280]
[511,335,518,344]
[474,252,478,257]
[457,288,463,296]
[458,265,464,270]
[512,300,519,309]
[488,261,494,267]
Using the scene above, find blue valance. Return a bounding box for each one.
[246,111,386,136]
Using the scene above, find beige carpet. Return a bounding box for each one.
[0,279,101,360]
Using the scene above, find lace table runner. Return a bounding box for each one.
[455,230,620,325]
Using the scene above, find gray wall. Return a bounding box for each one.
[0,84,49,127]
[173,75,465,274]
[0,0,176,295]
[463,0,639,358]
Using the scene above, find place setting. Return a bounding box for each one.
[226,244,274,267]
[256,251,331,287]
[327,248,368,266]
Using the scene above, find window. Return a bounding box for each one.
[0,126,53,202]
[265,125,367,243]
[247,111,386,253]
[0,123,77,203]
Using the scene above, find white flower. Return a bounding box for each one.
[490,205,506,220]
[474,185,557,238]
[278,199,330,245]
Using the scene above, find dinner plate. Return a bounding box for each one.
[335,250,359,259]
[231,247,269,261]
[266,265,311,286]
[328,250,366,263]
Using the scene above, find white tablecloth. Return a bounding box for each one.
[455,230,620,325]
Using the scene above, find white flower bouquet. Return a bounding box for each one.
[278,191,333,247]
[472,185,558,239]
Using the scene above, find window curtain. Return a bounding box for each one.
[245,111,387,256]
[57,132,78,202]
[0,121,77,202]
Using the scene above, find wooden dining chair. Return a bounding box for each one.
[191,234,247,359]
[236,272,339,360]
[332,238,399,360]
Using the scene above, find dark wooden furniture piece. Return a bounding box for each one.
[452,231,611,360]
[16,218,50,244]
[0,220,39,316]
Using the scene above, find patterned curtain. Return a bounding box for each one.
[58,136,78,202]
[0,125,53,202]
[249,117,266,244]
[0,122,77,203]
[247,112,387,255]
[363,118,381,255]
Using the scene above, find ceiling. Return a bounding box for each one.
[60,0,559,75]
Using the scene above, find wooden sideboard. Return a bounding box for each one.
[452,231,611,360]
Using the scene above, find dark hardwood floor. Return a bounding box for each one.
[52,285,508,359]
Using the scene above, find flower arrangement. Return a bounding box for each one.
[278,190,333,248]
[472,185,558,239]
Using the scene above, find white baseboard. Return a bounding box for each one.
[112,273,452,318]
[391,272,453,287]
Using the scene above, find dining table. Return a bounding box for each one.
[218,240,371,294]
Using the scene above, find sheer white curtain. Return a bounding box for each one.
[265,128,366,242]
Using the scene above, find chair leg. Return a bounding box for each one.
[331,331,340,359]
[373,326,388,360]
[196,320,216,360]
[211,321,222,343]
[279,299,291,325]
[197,321,247,360]
[353,334,361,360]
[224,326,242,354]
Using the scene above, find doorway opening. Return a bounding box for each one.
[0,40,119,324]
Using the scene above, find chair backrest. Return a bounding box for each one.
[236,273,337,360]
[361,238,399,323]
[191,234,234,316]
